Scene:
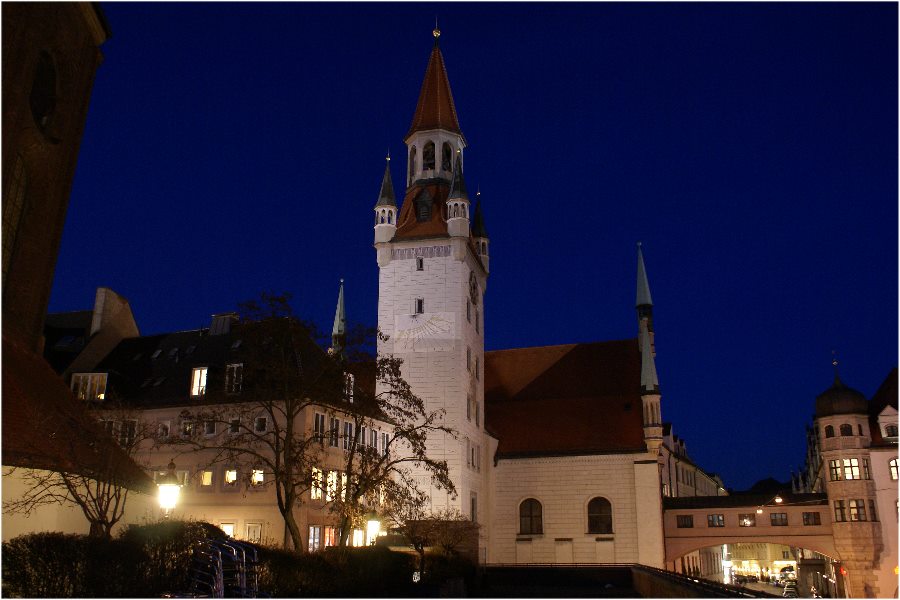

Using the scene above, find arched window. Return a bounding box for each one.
[423,141,435,170]
[30,51,57,131]
[890,458,898,481]
[408,146,417,185]
[387,211,392,224]
[442,142,453,172]
[519,498,542,534]
[587,497,612,534]
[824,425,834,438]
[839,424,853,437]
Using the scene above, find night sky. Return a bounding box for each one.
[48,3,897,491]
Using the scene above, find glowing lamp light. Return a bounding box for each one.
[157,460,181,514]
[756,508,763,514]
[893,566,898,576]
[366,513,381,546]
[839,567,848,577]
[774,495,783,504]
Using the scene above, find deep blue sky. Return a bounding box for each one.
[49,3,897,491]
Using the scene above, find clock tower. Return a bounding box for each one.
[373,28,491,525]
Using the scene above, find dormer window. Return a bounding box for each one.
[415,190,432,222]
[71,373,107,402]
[191,367,208,397]
[151,349,162,359]
[423,141,435,170]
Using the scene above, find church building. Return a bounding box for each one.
[371,28,725,566]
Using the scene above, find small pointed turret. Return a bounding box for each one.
[331,279,346,357]
[471,189,490,272]
[374,155,398,248]
[448,154,469,200]
[375,155,396,208]
[447,154,470,239]
[636,242,655,355]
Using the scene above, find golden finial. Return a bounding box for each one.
[433,17,440,39]
[386,150,390,162]
[831,350,838,368]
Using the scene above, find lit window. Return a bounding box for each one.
[587,497,613,534]
[71,373,108,402]
[191,367,208,397]
[201,470,214,487]
[770,513,788,526]
[352,528,365,547]
[414,298,424,314]
[839,423,853,436]
[519,498,542,534]
[326,471,338,502]
[254,416,267,433]
[707,514,725,528]
[311,468,323,500]
[738,514,755,527]
[802,512,821,526]
[842,458,860,480]
[224,469,238,486]
[848,499,867,522]
[309,525,322,551]
[324,526,336,548]
[829,459,842,481]
[225,363,243,394]
[676,515,693,528]
[834,500,846,522]
[181,421,194,438]
[251,469,264,486]
[890,458,899,480]
[220,522,235,537]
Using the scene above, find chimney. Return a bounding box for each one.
[210,312,238,335]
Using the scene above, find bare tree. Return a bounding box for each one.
[326,327,456,547]
[3,398,153,538]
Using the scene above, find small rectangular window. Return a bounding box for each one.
[707,514,725,528]
[181,420,193,438]
[738,513,756,527]
[466,299,471,322]
[151,349,162,359]
[676,515,693,528]
[204,420,216,436]
[360,426,367,448]
[201,470,214,487]
[220,522,235,537]
[370,428,378,451]
[229,418,240,434]
[329,417,339,447]
[119,420,137,447]
[250,469,264,486]
[834,500,846,522]
[254,416,267,433]
[381,432,389,456]
[343,421,354,450]
[191,367,208,397]
[416,257,424,271]
[466,395,472,421]
[466,347,471,371]
[849,499,866,522]
[475,309,480,334]
[829,459,842,481]
[843,458,860,480]
[325,470,338,502]
[414,298,425,314]
[71,373,108,402]
[158,421,171,439]
[475,356,480,380]
[802,511,821,526]
[309,525,322,551]
[869,499,878,522]
[246,522,262,543]
[770,512,788,526]
[470,492,478,523]
[314,413,326,441]
[311,467,323,500]
[224,469,238,486]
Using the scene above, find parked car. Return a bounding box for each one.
[783,581,799,598]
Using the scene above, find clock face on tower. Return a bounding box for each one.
[469,271,478,306]
[394,312,456,352]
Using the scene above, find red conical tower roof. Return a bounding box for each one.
[404,30,465,143]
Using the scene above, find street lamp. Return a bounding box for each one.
[366,511,381,546]
[756,494,784,514]
[157,460,181,517]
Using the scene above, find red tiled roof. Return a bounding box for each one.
[2,335,154,493]
[405,40,464,143]
[394,180,451,240]
[484,339,647,457]
[869,367,897,446]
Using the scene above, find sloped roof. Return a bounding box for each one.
[2,335,153,492]
[405,38,464,143]
[394,179,452,240]
[484,339,647,457]
[869,367,898,446]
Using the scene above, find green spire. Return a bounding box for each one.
[640,325,660,394]
[332,279,346,356]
